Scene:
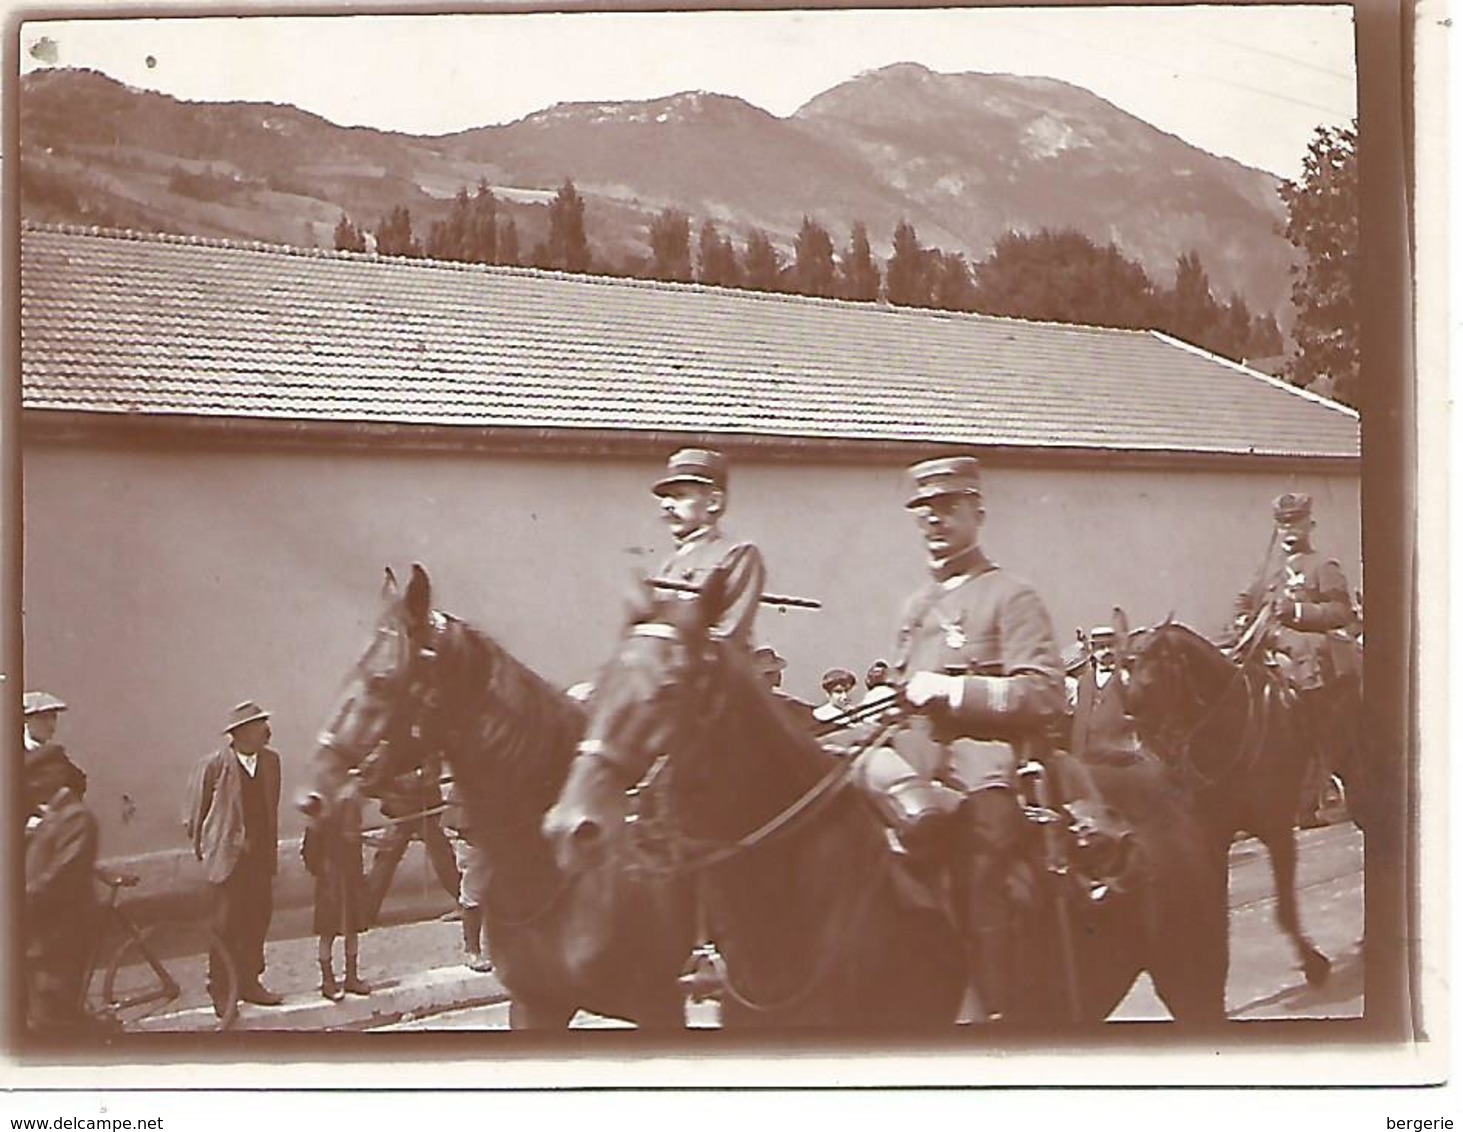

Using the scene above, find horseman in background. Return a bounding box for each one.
[1232,492,1364,828]
[853,455,1067,1022]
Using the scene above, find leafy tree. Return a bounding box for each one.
[546,178,591,273]
[374,206,421,258]
[697,220,740,287]
[971,228,1157,328]
[648,207,693,282]
[1250,312,1284,359]
[333,212,366,253]
[1278,121,1358,406]
[789,215,837,298]
[839,221,880,302]
[885,220,933,308]
[743,228,783,292]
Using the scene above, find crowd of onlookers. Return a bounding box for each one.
[20,692,488,1034]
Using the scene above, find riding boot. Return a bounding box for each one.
[342,938,372,996]
[957,788,1023,1023]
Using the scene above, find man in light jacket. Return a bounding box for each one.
[184,701,284,1014]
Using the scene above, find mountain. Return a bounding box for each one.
[18,65,1294,317]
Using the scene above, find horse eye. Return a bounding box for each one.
[369,672,392,692]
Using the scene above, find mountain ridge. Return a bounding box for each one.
[19,63,1294,317]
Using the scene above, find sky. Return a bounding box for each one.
[17,6,1357,180]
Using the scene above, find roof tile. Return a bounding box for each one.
[20,224,1358,458]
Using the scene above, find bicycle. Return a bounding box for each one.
[80,869,240,1032]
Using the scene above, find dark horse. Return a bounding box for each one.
[1119,617,1332,987]
[298,565,694,1028]
[544,584,1228,1027]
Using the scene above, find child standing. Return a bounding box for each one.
[302,774,372,1002]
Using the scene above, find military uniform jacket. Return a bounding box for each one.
[1238,548,1357,691]
[654,526,766,648]
[894,547,1064,742]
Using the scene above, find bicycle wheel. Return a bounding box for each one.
[102,921,239,1032]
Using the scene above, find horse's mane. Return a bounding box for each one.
[434,615,585,812]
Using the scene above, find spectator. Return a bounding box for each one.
[302,773,371,1002]
[184,701,285,1015]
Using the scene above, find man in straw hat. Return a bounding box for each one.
[1233,492,1363,828]
[650,447,766,649]
[184,700,285,1013]
[853,455,1066,1022]
[1068,626,1140,764]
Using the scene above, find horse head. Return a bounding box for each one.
[544,564,817,877]
[297,563,449,825]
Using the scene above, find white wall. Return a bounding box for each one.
[21,435,1360,856]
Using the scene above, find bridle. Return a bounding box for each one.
[575,621,897,877]
[571,618,903,1015]
[319,606,583,930]
[1126,626,1276,789]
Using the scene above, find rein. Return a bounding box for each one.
[699,842,894,1015]
[1140,631,1276,789]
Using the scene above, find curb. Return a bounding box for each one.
[138,966,509,1032]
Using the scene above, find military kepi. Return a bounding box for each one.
[223,700,271,733]
[1272,492,1313,523]
[652,448,728,496]
[905,456,983,509]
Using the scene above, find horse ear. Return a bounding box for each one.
[382,567,399,601]
[404,563,432,624]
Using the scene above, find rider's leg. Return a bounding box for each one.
[953,784,1023,1021]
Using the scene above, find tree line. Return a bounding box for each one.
[336,145,1366,394]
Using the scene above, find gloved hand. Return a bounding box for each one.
[903,670,964,710]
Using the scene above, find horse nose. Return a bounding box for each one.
[543,805,604,872]
[297,791,324,819]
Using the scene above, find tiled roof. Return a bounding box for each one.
[19,224,1359,459]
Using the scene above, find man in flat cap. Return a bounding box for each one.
[854,455,1065,1021]
[1234,492,1363,827]
[22,691,87,810]
[23,712,99,1033]
[650,448,767,649]
[184,701,286,1013]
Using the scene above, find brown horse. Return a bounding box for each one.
[544,585,1229,1027]
[297,565,694,1028]
[1118,617,1332,987]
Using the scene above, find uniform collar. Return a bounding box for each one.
[929,544,994,585]
[674,524,719,550]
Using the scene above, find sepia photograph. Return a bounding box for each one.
[1,0,1440,1107]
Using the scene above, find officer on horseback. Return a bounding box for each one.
[853,455,1066,1022]
[1233,492,1363,827]
[650,448,766,649]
